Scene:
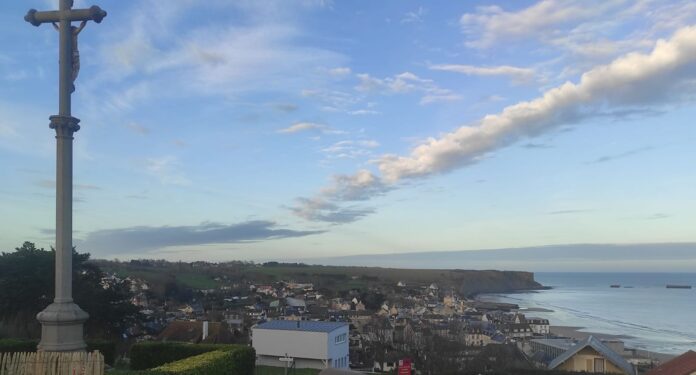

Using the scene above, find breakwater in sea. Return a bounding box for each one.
[478,272,696,354]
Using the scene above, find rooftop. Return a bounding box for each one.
[548,336,635,375]
[646,350,696,375]
[255,320,348,333]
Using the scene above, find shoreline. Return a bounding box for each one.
[475,292,681,361]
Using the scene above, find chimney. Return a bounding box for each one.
[202,321,209,341]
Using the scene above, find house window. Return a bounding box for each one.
[594,358,605,373]
[335,333,346,344]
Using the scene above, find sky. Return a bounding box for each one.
[1,0,696,267]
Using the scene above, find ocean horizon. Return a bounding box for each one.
[478,272,696,355]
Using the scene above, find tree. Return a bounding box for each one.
[0,242,53,337]
[0,241,140,339]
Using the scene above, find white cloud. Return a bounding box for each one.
[295,25,696,222]
[348,109,380,115]
[379,26,696,181]
[401,6,427,24]
[278,122,346,135]
[321,139,380,159]
[96,1,346,105]
[431,64,536,83]
[144,156,190,186]
[290,197,375,224]
[328,67,352,76]
[290,169,387,223]
[301,88,362,113]
[356,72,461,105]
[278,122,326,134]
[460,0,620,48]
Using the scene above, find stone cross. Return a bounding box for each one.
[24,0,106,352]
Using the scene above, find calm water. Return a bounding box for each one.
[478,272,696,354]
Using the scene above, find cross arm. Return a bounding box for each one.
[24,6,106,27]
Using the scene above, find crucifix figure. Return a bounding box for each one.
[52,20,87,92]
[24,0,106,352]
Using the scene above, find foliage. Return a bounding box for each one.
[153,346,254,375]
[113,345,254,375]
[0,338,37,354]
[86,339,117,366]
[0,242,141,340]
[0,242,53,337]
[129,342,234,370]
[175,273,218,290]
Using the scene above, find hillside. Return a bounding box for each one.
[92,259,542,297]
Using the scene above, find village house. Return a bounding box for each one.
[527,317,550,335]
[502,323,533,339]
[548,336,636,375]
[464,327,492,347]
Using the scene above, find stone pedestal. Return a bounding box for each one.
[37,301,89,351]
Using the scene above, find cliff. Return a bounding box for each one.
[452,270,542,297]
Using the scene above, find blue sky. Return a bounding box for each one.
[2,0,696,265]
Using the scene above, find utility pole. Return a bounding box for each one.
[24,0,106,352]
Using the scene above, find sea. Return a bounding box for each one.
[477,272,696,354]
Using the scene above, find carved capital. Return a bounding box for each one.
[49,115,80,138]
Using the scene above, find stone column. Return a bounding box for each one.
[36,115,89,352]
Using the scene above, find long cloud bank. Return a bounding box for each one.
[294,25,696,223]
[79,220,324,255]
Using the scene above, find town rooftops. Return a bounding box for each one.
[255,320,348,333]
[156,321,234,344]
[548,335,635,375]
[530,338,576,350]
[646,350,696,375]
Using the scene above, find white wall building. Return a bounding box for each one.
[253,320,350,370]
[527,318,550,335]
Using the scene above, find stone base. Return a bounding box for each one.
[36,301,89,352]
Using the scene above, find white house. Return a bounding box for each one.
[253,320,350,370]
[527,317,550,335]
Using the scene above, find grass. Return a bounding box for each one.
[255,366,320,375]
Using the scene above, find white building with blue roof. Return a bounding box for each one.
[252,320,350,370]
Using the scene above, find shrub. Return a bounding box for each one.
[129,342,235,370]
[86,339,117,366]
[0,338,38,354]
[152,347,252,375]
[114,345,254,375]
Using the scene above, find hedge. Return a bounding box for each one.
[153,346,255,375]
[0,339,37,354]
[112,345,255,375]
[86,339,117,367]
[0,339,116,365]
[129,342,235,370]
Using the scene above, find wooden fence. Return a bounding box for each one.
[0,351,104,375]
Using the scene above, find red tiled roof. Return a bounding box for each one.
[646,351,696,375]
